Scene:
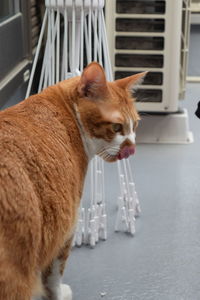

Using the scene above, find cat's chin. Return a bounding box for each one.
[103,155,118,163]
[98,153,118,162]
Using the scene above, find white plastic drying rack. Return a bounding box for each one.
[26,0,141,248]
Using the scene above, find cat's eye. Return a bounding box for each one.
[112,123,123,133]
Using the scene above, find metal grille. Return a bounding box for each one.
[30,0,44,50]
[106,0,191,112]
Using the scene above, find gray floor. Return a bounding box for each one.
[64,27,200,300]
[63,25,200,300]
[63,83,200,300]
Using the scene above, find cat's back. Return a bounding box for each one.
[0,93,67,165]
[0,81,88,268]
[0,93,73,264]
[0,78,81,158]
[0,91,75,198]
[0,87,87,205]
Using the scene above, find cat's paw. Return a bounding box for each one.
[61,284,72,300]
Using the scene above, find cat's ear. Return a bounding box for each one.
[115,72,148,91]
[78,62,108,99]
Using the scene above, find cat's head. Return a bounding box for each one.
[76,62,146,162]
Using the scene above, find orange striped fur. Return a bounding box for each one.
[0,62,146,299]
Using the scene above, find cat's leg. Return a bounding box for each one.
[0,254,38,300]
[0,272,33,300]
[0,214,40,299]
[58,239,73,300]
[42,238,73,300]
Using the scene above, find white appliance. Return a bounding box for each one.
[106,0,193,143]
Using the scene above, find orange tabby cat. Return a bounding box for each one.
[0,62,146,300]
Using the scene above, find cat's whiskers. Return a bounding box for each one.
[97,147,119,157]
[97,145,120,156]
[100,151,110,160]
[103,153,114,161]
[97,145,120,161]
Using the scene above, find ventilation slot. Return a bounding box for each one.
[134,89,163,103]
[116,36,164,50]
[116,18,165,33]
[115,54,164,68]
[115,72,163,86]
[116,0,166,14]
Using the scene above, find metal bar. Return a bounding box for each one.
[56,9,60,83]
[26,9,48,98]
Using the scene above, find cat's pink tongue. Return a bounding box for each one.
[117,145,135,160]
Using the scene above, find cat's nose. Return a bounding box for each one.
[117,145,135,160]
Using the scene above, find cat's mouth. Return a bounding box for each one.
[99,145,135,162]
[117,145,135,160]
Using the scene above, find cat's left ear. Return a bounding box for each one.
[78,62,108,99]
[115,72,148,91]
